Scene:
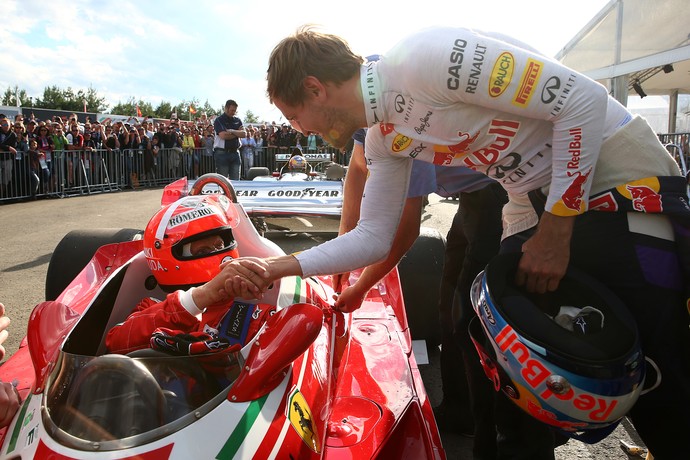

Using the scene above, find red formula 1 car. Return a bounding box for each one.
[0,174,446,459]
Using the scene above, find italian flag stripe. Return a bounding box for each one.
[292,276,303,304]
[7,393,32,454]
[216,394,269,460]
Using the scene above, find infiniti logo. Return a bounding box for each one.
[541,76,561,104]
[394,94,406,113]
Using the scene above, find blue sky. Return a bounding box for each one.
[1,0,612,122]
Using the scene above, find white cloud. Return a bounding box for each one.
[1,0,612,121]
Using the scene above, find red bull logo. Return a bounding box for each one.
[496,323,620,422]
[627,185,663,212]
[460,119,520,169]
[432,130,481,165]
[567,128,582,170]
[561,168,592,212]
[450,130,481,154]
[432,152,453,166]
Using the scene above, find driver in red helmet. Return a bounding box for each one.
[106,194,275,355]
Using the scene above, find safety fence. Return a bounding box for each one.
[658,132,690,177]
[2,134,689,204]
[0,146,346,203]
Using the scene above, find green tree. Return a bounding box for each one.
[34,86,66,109]
[172,98,204,121]
[244,109,260,124]
[33,85,108,112]
[81,87,109,113]
[1,83,251,118]
[154,101,174,119]
[200,100,220,117]
[2,86,30,107]
[136,101,154,117]
[111,97,137,116]
[111,97,154,117]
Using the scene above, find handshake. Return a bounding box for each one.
[189,257,280,310]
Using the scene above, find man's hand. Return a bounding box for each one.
[193,258,271,307]
[0,302,20,428]
[219,257,272,300]
[516,212,574,293]
[0,381,20,428]
[217,255,302,302]
[333,284,367,313]
[331,272,349,293]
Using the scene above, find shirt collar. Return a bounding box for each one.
[360,62,382,126]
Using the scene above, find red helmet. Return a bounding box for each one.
[143,195,240,290]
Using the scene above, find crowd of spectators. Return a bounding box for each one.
[0,109,344,203]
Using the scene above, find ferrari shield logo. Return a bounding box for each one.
[287,387,320,452]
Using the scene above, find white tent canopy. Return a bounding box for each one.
[555,0,690,131]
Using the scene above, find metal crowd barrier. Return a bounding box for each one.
[2,136,689,204]
[0,146,347,203]
[658,133,690,176]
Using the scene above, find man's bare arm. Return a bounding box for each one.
[334,196,423,311]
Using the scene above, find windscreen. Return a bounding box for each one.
[43,350,241,449]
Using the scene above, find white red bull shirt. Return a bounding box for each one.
[295,27,678,277]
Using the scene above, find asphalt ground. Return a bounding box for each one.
[0,188,648,459]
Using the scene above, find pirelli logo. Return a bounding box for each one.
[513,58,543,108]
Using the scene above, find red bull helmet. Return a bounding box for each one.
[143,195,240,290]
[288,155,307,172]
[469,252,645,443]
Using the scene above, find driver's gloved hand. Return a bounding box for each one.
[150,328,240,355]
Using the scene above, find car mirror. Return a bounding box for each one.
[227,303,323,402]
[28,301,81,392]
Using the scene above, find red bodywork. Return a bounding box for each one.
[0,185,445,459]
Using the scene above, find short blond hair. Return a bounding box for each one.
[267,25,363,106]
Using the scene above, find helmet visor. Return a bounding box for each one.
[173,227,238,261]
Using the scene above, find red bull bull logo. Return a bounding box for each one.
[450,130,481,154]
[432,130,481,165]
[626,185,663,212]
[432,152,453,166]
[561,168,592,212]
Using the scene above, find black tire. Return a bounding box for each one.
[325,163,346,180]
[45,228,143,301]
[398,226,446,345]
[246,167,271,181]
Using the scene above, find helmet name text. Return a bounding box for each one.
[168,207,214,228]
